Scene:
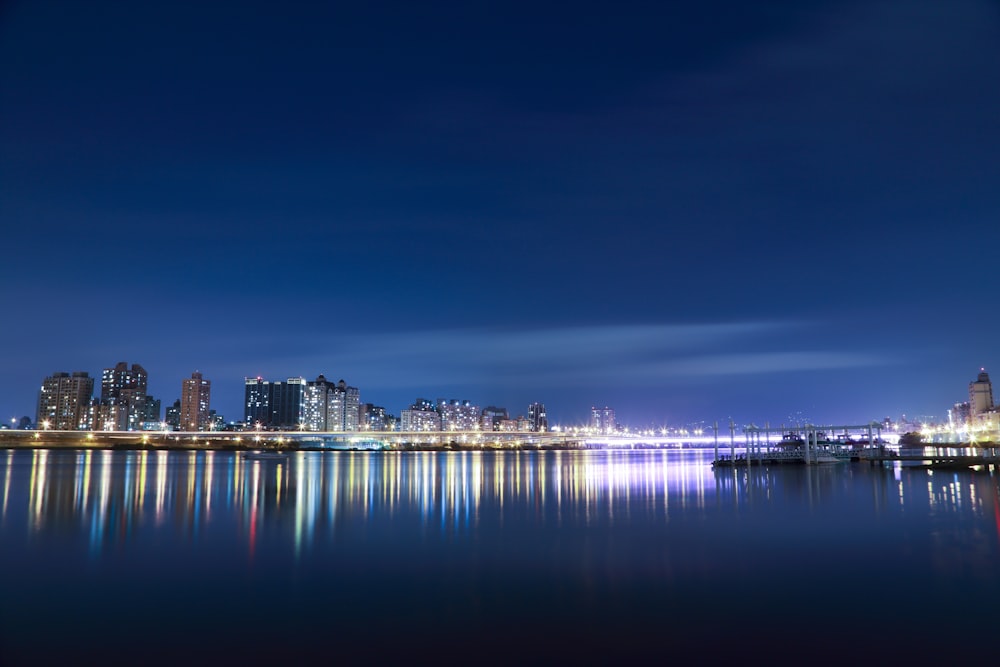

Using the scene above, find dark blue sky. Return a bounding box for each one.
[2,0,998,428]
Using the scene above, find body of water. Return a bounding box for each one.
[1,448,997,664]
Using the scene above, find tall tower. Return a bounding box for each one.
[101,362,148,430]
[969,369,994,415]
[37,371,94,430]
[528,402,548,432]
[590,406,616,434]
[180,371,211,431]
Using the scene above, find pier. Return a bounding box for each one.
[711,421,1000,469]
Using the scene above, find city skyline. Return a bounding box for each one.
[2,1,999,427]
[20,360,997,432]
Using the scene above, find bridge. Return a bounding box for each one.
[0,428,722,450]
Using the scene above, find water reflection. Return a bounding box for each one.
[2,449,716,551]
[3,449,1000,558]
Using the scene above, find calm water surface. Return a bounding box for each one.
[1,448,998,664]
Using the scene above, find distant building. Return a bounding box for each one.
[37,371,94,430]
[359,403,393,431]
[527,402,548,432]
[180,371,211,431]
[165,399,181,430]
[244,377,271,427]
[101,362,148,431]
[245,375,357,430]
[87,398,129,431]
[401,398,440,431]
[591,406,616,434]
[969,370,994,416]
[950,402,972,429]
[437,399,480,431]
[481,406,508,432]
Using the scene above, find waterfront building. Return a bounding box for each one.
[527,402,547,432]
[37,371,94,430]
[330,379,360,431]
[142,395,161,424]
[497,418,518,432]
[438,399,480,431]
[101,362,148,431]
[180,372,211,431]
[300,375,359,431]
[969,369,994,416]
[245,376,350,429]
[244,378,271,427]
[949,402,972,429]
[401,399,440,431]
[516,416,531,432]
[591,406,616,434]
[481,406,508,431]
[359,403,393,431]
[165,399,181,430]
[87,398,129,431]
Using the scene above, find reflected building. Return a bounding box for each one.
[36,371,94,430]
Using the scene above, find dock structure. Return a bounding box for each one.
[712,422,885,467]
[713,421,1000,469]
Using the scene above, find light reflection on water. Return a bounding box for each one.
[2,448,1000,664]
[3,449,721,552]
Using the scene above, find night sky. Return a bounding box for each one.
[2,0,998,429]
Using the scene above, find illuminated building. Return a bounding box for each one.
[591,406,616,434]
[101,362,149,431]
[969,369,994,416]
[165,399,181,430]
[244,378,271,427]
[36,371,94,430]
[527,402,547,432]
[481,406,508,431]
[401,398,440,431]
[301,375,360,431]
[359,403,393,431]
[180,371,211,431]
[86,398,128,431]
[329,379,360,431]
[245,376,353,429]
[437,399,480,430]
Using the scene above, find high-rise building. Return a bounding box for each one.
[101,362,148,431]
[328,379,360,431]
[37,371,94,430]
[244,377,271,427]
[142,396,162,426]
[969,370,994,416]
[591,406,616,434]
[437,399,480,431]
[180,372,211,431]
[481,406,508,431]
[165,399,181,430]
[401,398,440,431]
[245,376,325,429]
[527,402,548,432]
[359,403,393,431]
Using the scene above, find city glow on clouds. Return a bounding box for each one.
[283,323,894,389]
